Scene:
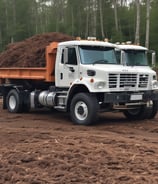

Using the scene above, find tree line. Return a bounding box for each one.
[0,0,158,56]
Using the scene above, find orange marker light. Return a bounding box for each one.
[90,78,94,83]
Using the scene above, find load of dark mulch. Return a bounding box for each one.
[0,32,74,67]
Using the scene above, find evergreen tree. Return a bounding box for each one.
[0,0,157,64]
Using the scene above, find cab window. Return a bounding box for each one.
[61,48,77,65]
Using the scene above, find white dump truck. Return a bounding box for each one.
[0,39,158,125]
[116,43,158,119]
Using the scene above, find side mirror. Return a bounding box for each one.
[152,52,156,68]
[121,51,126,65]
[63,48,68,64]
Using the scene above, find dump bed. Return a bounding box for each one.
[0,42,58,83]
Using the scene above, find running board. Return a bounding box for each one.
[54,106,66,112]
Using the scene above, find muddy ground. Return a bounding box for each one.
[0,100,158,184]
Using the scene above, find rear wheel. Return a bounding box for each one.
[70,93,98,125]
[6,89,23,113]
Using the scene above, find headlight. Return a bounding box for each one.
[94,81,106,89]
[152,80,158,89]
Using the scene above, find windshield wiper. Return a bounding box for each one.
[93,59,109,65]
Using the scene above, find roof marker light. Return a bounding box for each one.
[104,38,109,42]
[87,37,96,41]
[76,37,81,40]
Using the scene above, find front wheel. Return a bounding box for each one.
[123,105,147,120]
[147,100,158,119]
[70,93,98,125]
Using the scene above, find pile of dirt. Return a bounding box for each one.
[0,32,74,67]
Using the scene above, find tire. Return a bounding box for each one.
[123,105,148,120]
[147,100,158,119]
[70,93,98,125]
[6,89,23,113]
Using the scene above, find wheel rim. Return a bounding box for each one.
[75,101,88,121]
[9,95,16,110]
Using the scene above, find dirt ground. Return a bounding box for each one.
[0,100,158,184]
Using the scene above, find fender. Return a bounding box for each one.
[66,81,90,112]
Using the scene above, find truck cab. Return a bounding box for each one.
[115,44,156,66]
[55,40,118,89]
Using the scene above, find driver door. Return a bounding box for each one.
[58,47,79,87]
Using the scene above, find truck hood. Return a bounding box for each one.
[81,64,156,75]
[78,64,157,93]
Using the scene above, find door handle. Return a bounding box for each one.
[60,73,63,79]
[69,67,75,72]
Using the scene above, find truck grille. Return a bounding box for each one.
[139,74,148,87]
[109,74,118,88]
[109,73,148,88]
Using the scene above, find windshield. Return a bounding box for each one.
[79,46,118,65]
[125,50,148,66]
